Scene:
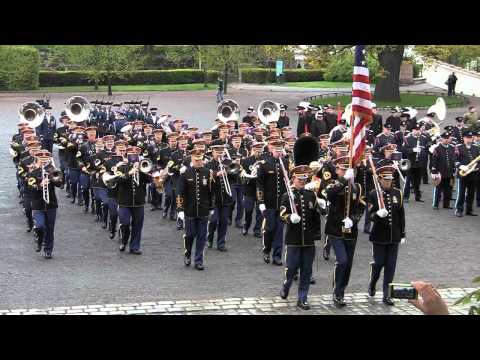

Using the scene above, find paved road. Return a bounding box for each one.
[0,88,479,310]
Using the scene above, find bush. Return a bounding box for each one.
[0,46,40,90]
[240,68,324,83]
[323,50,380,83]
[39,69,221,87]
[413,63,423,78]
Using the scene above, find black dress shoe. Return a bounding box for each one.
[162,212,168,219]
[227,219,232,226]
[363,228,371,234]
[66,193,72,198]
[217,247,227,252]
[83,206,89,213]
[310,277,316,285]
[322,248,330,261]
[263,254,271,264]
[129,249,143,255]
[415,199,424,203]
[443,206,453,209]
[455,210,463,217]
[119,243,126,252]
[242,228,248,236]
[70,198,76,204]
[184,256,191,266]
[207,241,213,249]
[235,222,243,229]
[254,232,262,238]
[293,274,298,281]
[150,207,157,212]
[35,242,42,252]
[466,212,478,216]
[297,300,311,310]
[272,259,283,266]
[368,284,376,297]
[26,227,33,233]
[78,200,84,207]
[383,297,395,306]
[280,287,289,300]
[194,264,204,271]
[432,206,439,210]
[333,296,346,307]
[44,252,52,259]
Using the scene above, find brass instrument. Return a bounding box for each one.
[218,158,232,197]
[65,96,91,123]
[459,155,480,177]
[425,97,446,139]
[217,99,240,123]
[102,161,127,189]
[19,102,45,128]
[258,100,281,126]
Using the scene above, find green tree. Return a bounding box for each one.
[59,45,143,95]
[415,45,480,69]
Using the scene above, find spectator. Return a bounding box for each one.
[217,76,224,104]
[446,72,458,97]
[409,281,450,315]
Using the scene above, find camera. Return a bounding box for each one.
[388,283,418,300]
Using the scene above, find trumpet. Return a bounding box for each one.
[459,155,480,177]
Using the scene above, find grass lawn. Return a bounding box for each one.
[311,93,466,108]
[28,83,217,93]
[275,81,359,88]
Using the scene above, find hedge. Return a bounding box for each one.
[240,68,324,83]
[39,69,221,87]
[0,46,40,90]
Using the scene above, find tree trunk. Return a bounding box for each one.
[203,65,208,88]
[107,76,112,96]
[373,46,404,102]
[224,64,228,95]
[94,79,99,91]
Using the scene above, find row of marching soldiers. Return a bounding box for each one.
[298,101,480,216]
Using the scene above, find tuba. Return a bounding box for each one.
[217,99,240,123]
[258,100,281,126]
[426,97,446,139]
[19,102,45,128]
[66,96,91,123]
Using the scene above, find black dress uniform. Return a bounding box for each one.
[403,131,430,201]
[368,180,405,304]
[205,157,233,250]
[373,131,395,158]
[256,154,290,265]
[240,154,264,237]
[279,176,321,308]
[431,141,455,209]
[177,164,214,268]
[324,172,365,305]
[454,139,480,216]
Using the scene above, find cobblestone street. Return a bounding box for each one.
[1,86,479,314]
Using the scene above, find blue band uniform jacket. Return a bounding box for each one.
[176,167,214,218]
[256,156,290,210]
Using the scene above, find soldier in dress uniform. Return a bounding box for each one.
[355,147,374,234]
[431,132,456,210]
[451,116,467,145]
[370,103,383,136]
[329,118,348,143]
[454,131,479,217]
[324,104,338,134]
[242,106,256,127]
[205,144,233,251]
[373,123,395,157]
[277,104,290,129]
[367,160,406,306]
[161,132,179,220]
[170,134,190,230]
[177,149,214,270]
[279,165,322,310]
[324,156,365,307]
[147,129,167,211]
[394,119,409,154]
[90,138,107,224]
[403,124,430,202]
[78,126,98,213]
[296,102,313,137]
[385,107,402,132]
[116,146,150,254]
[256,140,290,265]
[36,106,56,153]
[65,126,86,206]
[240,141,265,237]
[228,133,248,228]
[26,150,64,259]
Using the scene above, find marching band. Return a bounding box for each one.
[9,94,480,310]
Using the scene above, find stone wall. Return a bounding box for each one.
[400,62,414,85]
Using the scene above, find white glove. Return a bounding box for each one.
[376,208,388,218]
[209,210,215,216]
[290,213,301,224]
[413,147,421,153]
[305,182,316,191]
[259,204,266,213]
[342,217,353,229]
[400,237,406,244]
[180,165,187,174]
[459,165,468,172]
[344,168,355,181]
[177,211,185,221]
[317,198,327,209]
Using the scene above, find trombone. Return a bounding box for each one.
[218,157,232,197]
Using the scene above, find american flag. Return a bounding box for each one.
[350,45,373,166]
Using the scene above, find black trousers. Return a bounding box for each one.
[455,175,476,213]
[405,167,421,199]
[369,243,399,297]
[433,177,452,208]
